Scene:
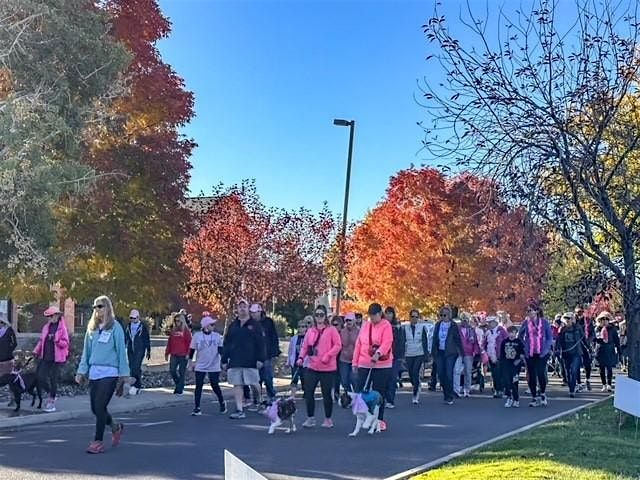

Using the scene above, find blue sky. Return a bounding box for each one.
[156,0,584,220]
[157,0,437,220]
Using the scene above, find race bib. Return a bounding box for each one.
[98,331,112,343]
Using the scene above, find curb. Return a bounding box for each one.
[384,395,613,480]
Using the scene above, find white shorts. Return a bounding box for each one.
[227,367,260,386]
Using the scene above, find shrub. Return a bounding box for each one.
[271,314,288,338]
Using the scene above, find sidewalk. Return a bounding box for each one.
[0,377,292,430]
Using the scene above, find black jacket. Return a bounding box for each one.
[391,324,406,360]
[596,325,620,368]
[558,324,584,358]
[0,326,17,362]
[222,318,267,368]
[431,320,463,357]
[260,316,281,359]
[576,318,596,348]
[125,322,151,358]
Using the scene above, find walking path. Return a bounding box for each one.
[0,376,611,480]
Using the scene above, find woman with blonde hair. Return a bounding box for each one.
[165,312,192,395]
[76,295,129,454]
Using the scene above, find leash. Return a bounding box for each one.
[362,367,374,393]
[10,370,26,391]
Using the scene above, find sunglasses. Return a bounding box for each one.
[129,317,138,320]
[93,305,105,310]
[315,312,326,318]
[439,313,448,318]
[410,315,419,319]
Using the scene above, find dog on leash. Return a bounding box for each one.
[348,389,383,436]
[0,358,42,412]
[262,396,297,434]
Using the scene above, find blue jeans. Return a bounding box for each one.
[564,354,582,393]
[436,351,457,402]
[338,360,354,393]
[386,358,404,404]
[259,358,276,399]
[169,355,188,394]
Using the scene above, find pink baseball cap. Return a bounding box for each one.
[44,306,61,317]
[344,312,356,321]
[249,303,263,313]
[129,309,140,319]
[201,316,217,329]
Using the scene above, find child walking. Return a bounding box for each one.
[500,326,526,408]
[188,316,226,416]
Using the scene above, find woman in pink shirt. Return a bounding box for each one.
[297,305,342,428]
[352,303,393,430]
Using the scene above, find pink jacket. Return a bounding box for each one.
[460,325,481,356]
[352,320,394,369]
[33,319,70,364]
[298,326,342,372]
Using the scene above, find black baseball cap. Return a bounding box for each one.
[368,303,383,315]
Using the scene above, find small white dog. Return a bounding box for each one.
[348,390,383,436]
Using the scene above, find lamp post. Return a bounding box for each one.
[333,118,355,316]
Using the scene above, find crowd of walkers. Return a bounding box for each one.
[0,295,628,454]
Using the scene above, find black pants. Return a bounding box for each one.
[501,362,520,401]
[128,352,145,389]
[89,377,118,442]
[599,365,613,386]
[169,355,188,394]
[357,367,391,420]
[489,361,502,393]
[526,354,548,398]
[579,346,592,382]
[436,352,457,402]
[37,361,59,398]
[303,369,336,418]
[194,371,224,408]
[429,356,438,389]
[406,356,423,396]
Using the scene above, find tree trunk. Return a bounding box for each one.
[622,245,640,381]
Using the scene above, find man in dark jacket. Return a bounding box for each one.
[125,309,151,393]
[249,304,280,403]
[222,299,266,419]
[431,305,463,405]
[385,307,406,408]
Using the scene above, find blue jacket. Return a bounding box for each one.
[77,321,130,377]
[518,319,553,358]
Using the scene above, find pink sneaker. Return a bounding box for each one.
[111,423,124,447]
[86,441,104,454]
[321,418,334,428]
[379,420,387,431]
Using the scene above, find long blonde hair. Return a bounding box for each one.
[172,313,188,332]
[88,295,116,332]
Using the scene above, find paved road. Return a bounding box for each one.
[0,383,607,480]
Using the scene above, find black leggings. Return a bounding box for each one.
[89,377,118,442]
[526,355,548,398]
[303,369,335,418]
[37,361,59,398]
[194,371,224,408]
[406,356,423,396]
[580,347,592,381]
[599,365,613,386]
[357,367,392,420]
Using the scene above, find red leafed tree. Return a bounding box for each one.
[56,0,195,314]
[181,182,335,321]
[345,168,548,318]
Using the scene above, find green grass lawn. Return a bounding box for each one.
[414,400,640,480]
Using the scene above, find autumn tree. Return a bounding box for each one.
[421,0,640,378]
[0,0,128,287]
[345,168,548,318]
[182,182,335,322]
[55,0,195,315]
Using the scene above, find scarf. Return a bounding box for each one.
[527,319,543,355]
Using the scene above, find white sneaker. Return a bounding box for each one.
[607,385,612,392]
[512,400,520,408]
[129,386,138,396]
[302,417,316,428]
[412,395,419,405]
[44,399,56,413]
[601,385,607,392]
[504,398,513,408]
[385,402,395,409]
[463,391,470,398]
[540,394,548,406]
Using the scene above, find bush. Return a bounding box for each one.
[160,314,175,335]
[271,313,289,338]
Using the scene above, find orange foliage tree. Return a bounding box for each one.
[345,168,548,318]
[181,182,335,321]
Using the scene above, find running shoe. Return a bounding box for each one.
[321,418,334,428]
[529,397,541,407]
[302,417,316,428]
[230,411,246,419]
[86,441,104,454]
[607,385,613,392]
[504,398,513,408]
[512,401,520,408]
[379,420,387,431]
[601,385,607,392]
[219,400,228,414]
[111,423,124,447]
[385,402,395,409]
[540,394,548,406]
[191,408,202,416]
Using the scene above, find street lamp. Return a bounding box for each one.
[333,118,355,316]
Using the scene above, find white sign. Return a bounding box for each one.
[613,374,640,418]
[224,450,267,480]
